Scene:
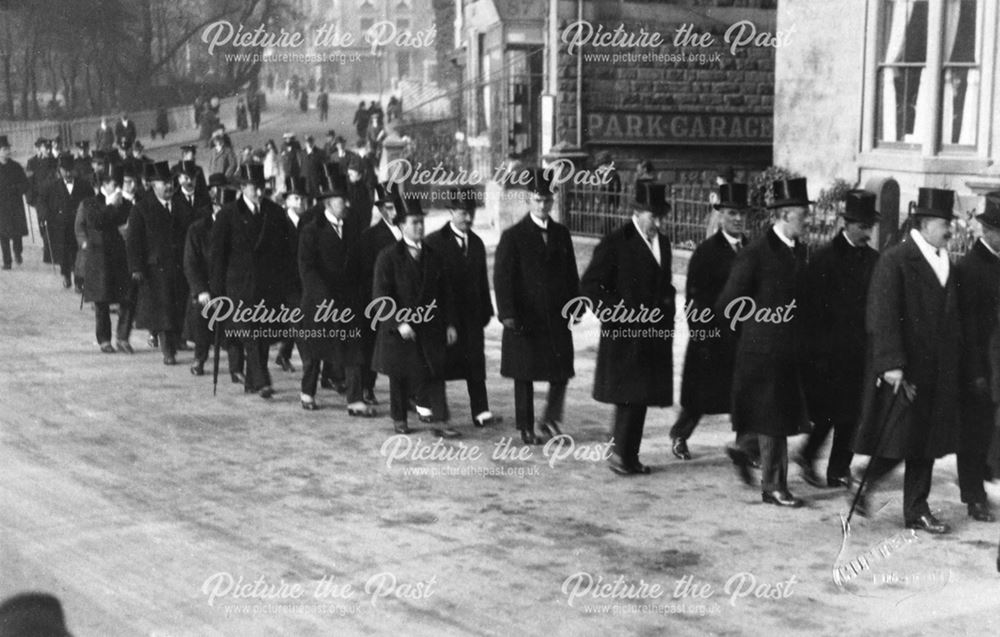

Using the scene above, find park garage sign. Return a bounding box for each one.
[586,111,772,146]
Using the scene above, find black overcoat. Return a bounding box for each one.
[43,179,93,267]
[494,214,579,381]
[371,241,455,379]
[359,219,399,356]
[182,211,214,340]
[581,221,675,405]
[127,192,196,332]
[800,232,879,425]
[80,195,131,304]
[716,227,809,437]
[297,213,363,363]
[955,239,1000,452]
[0,159,28,239]
[425,224,493,381]
[679,230,744,414]
[853,238,961,459]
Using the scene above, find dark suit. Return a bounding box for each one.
[298,212,364,401]
[854,234,961,523]
[798,232,878,481]
[345,180,373,244]
[79,194,132,345]
[955,239,1000,504]
[301,147,326,198]
[358,219,399,392]
[127,192,196,355]
[425,223,494,419]
[716,227,809,492]
[114,119,137,147]
[25,155,56,261]
[672,230,746,443]
[372,240,456,423]
[0,158,28,267]
[494,214,579,430]
[581,220,675,466]
[210,197,298,391]
[43,178,94,280]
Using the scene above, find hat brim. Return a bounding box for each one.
[767,198,814,209]
[913,207,954,219]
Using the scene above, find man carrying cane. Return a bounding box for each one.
[852,188,961,534]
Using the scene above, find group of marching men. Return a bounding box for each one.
[3,126,1000,535]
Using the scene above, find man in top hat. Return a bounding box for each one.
[184,173,244,378]
[71,141,93,183]
[43,153,94,288]
[281,136,304,182]
[172,145,208,195]
[954,191,1000,523]
[301,135,326,198]
[793,190,880,489]
[274,174,310,373]
[114,112,137,148]
[357,183,404,404]
[174,161,212,217]
[127,160,197,365]
[494,168,580,445]
[0,135,29,270]
[95,116,115,153]
[297,166,374,415]
[79,165,134,352]
[344,155,374,243]
[582,181,676,475]
[425,186,500,428]
[671,182,751,461]
[717,177,812,507]
[26,138,55,262]
[211,163,298,398]
[852,187,961,533]
[372,190,460,436]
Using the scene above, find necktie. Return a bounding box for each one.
[333,223,342,239]
[188,195,194,207]
[457,234,466,256]
[409,245,421,261]
[539,226,548,246]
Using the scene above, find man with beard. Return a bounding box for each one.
[80,166,134,352]
[853,188,961,533]
[127,161,196,365]
[671,183,751,461]
[425,186,500,427]
[372,191,459,436]
[184,174,244,378]
[297,166,373,415]
[210,164,298,399]
[954,191,1000,523]
[0,136,29,271]
[357,184,403,405]
[582,182,675,475]
[25,138,56,264]
[794,190,880,489]
[716,178,811,507]
[494,168,580,445]
[43,154,93,289]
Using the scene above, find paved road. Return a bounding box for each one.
[1,96,999,636]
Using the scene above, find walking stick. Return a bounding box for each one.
[43,222,56,272]
[212,318,222,396]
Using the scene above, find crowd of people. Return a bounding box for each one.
[2,119,1000,555]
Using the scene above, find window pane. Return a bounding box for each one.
[877,66,925,143]
[880,0,928,63]
[940,0,980,145]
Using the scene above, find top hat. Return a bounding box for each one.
[57,154,75,172]
[147,160,172,183]
[98,165,125,188]
[0,592,72,637]
[207,172,229,189]
[374,182,398,206]
[233,163,266,188]
[222,188,239,205]
[912,187,955,220]
[180,145,197,154]
[634,182,670,217]
[446,186,479,212]
[318,163,348,199]
[284,176,309,197]
[976,191,1000,229]
[842,190,880,224]
[526,167,554,198]
[121,162,139,180]
[768,177,814,209]
[393,190,425,225]
[714,183,751,211]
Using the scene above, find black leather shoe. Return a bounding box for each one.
[520,429,538,445]
[115,341,134,354]
[793,454,827,488]
[231,372,246,385]
[433,427,462,439]
[99,343,115,354]
[348,406,378,418]
[301,399,318,411]
[727,446,754,486]
[827,475,852,489]
[608,456,635,476]
[258,386,275,399]
[393,422,412,434]
[539,419,562,439]
[671,437,692,461]
[14,254,21,265]
[163,355,177,366]
[762,490,804,507]
[62,275,72,289]
[363,389,378,405]
[968,502,995,522]
[190,362,205,376]
[906,513,950,534]
[630,461,652,474]
[1,264,10,270]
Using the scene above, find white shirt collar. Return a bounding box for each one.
[721,229,742,247]
[323,209,343,226]
[449,222,468,240]
[157,197,171,209]
[529,213,549,230]
[286,208,300,226]
[403,237,422,251]
[772,224,795,248]
[387,221,403,241]
[632,216,662,265]
[909,228,950,286]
